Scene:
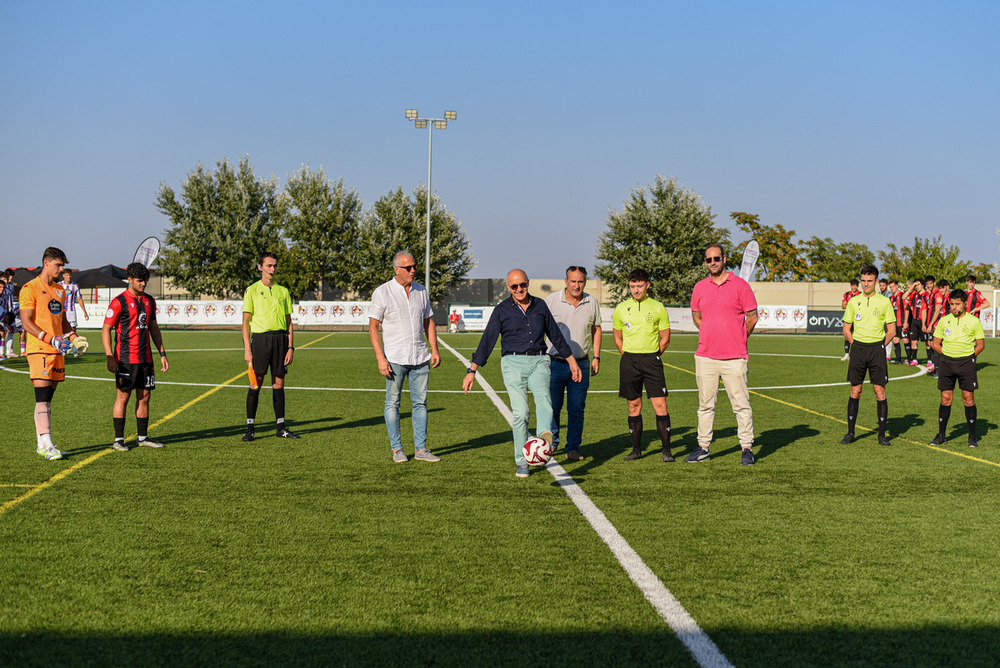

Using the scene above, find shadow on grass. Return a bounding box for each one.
[886,413,926,441]
[4,627,1000,667]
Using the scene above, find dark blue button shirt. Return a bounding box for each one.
[471,295,573,367]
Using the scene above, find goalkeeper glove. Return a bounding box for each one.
[51,336,74,355]
[70,336,89,356]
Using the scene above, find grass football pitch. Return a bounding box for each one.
[1,331,998,667]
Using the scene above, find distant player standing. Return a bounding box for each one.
[101,262,169,450]
[60,268,89,334]
[840,278,860,361]
[448,309,460,333]
[965,275,990,319]
[841,265,896,446]
[242,251,299,441]
[2,268,26,358]
[906,278,929,367]
[18,247,84,460]
[888,279,906,364]
[930,289,985,447]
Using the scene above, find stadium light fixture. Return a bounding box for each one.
[404,108,459,292]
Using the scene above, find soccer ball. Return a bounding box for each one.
[522,436,553,466]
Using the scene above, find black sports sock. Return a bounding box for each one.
[906,346,914,363]
[846,397,860,435]
[137,417,149,439]
[246,388,260,423]
[273,388,285,424]
[844,339,850,355]
[655,414,671,450]
[628,415,642,451]
[938,404,951,436]
[876,399,888,437]
[965,404,977,440]
[893,342,903,363]
[113,417,126,441]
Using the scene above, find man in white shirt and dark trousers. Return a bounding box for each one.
[546,265,602,462]
[369,251,442,463]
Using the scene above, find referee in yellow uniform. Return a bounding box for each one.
[841,265,896,445]
[241,251,299,441]
[930,289,985,447]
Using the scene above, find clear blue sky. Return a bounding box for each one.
[2,0,997,279]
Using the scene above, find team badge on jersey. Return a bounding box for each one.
[48,299,62,314]
[944,328,952,336]
[855,312,863,321]
[106,307,115,319]
[624,321,632,330]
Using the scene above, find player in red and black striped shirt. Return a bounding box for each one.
[888,279,906,364]
[965,274,990,320]
[840,279,861,361]
[101,262,169,451]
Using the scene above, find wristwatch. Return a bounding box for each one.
[466,367,475,374]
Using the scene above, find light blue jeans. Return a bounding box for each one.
[501,355,552,466]
[550,358,590,452]
[384,361,429,452]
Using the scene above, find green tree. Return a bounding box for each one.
[278,165,363,300]
[728,212,808,281]
[595,175,729,304]
[351,186,476,301]
[876,236,973,283]
[801,236,876,282]
[155,156,282,298]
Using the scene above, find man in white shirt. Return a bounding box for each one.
[369,251,442,463]
[60,269,89,334]
[545,265,602,461]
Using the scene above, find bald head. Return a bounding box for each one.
[506,268,528,286]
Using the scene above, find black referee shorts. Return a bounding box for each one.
[937,355,978,392]
[847,341,889,386]
[251,330,289,378]
[619,351,668,400]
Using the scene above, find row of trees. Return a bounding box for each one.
[155,156,476,300]
[595,175,995,303]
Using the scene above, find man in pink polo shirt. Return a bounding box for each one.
[686,243,759,465]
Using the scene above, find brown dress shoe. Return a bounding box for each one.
[565,450,584,461]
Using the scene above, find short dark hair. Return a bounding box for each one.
[565,265,587,277]
[704,243,725,257]
[936,278,950,289]
[878,278,887,284]
[258,251,278,266]
[966,274,977,283]
[924,275,935,285]
[849,278,859,286]
[127,262,151,281]
[949,289,968,303]
[860,265,879,278]
[628,268,650,283]
[42,247,67,263]
[888,279,898,286]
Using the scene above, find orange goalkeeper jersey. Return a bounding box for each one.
[19,277,67,355]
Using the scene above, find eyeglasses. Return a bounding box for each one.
[396,264,418,272]
[508,282,528,290]
[566,266,587,275]
[705,256,723,264]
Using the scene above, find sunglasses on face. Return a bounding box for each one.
[704,256,723,264]
[396,264,418,272]
[509,282,528,290]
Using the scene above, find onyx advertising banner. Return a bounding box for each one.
[807,310,845,333]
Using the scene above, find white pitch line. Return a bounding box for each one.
[437,338,734,668]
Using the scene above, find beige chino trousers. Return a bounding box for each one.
[695,356,754,448]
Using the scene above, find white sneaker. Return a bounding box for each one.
[112,441,130,452]
[840,354,850,361]
[137,438,165,448]
[36,445,63,461]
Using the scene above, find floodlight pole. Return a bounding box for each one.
[405,109,457,292]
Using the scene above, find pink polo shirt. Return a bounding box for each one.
[691,271,757,360]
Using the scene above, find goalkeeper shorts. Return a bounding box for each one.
[28,353,65,382]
